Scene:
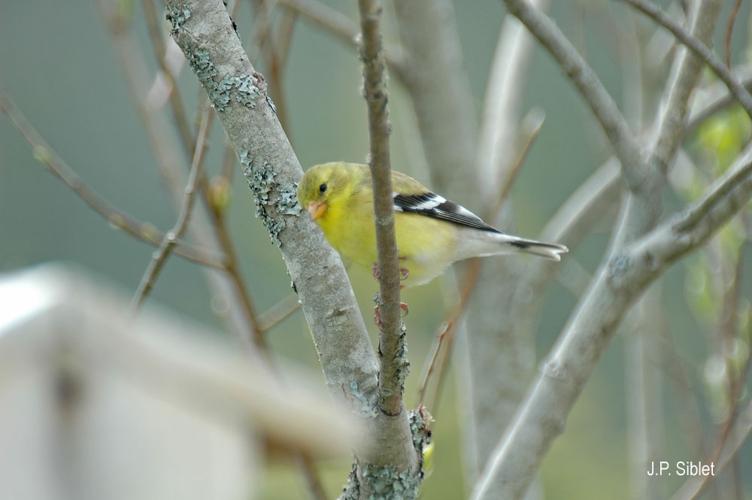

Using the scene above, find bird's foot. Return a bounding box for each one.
[371,262,381,280]
[371,262,410,282]
[400,267,410,281]
[373,301,409,328]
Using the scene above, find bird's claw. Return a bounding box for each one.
[371,263,410,282]
[373,301,409,328]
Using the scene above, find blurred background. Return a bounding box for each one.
[1,1,752,499]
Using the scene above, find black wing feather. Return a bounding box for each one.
[393,193,500,233]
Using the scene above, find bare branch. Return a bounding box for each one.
[472,139,751,500]
[503,0,646,192]
[161,3,425,497]
[97,0,263,344]
[357,0,410,432]
[647,0,723,175]
[145,0,267,346]
[393,0,477,198]
[163,0,380,414]
[477,2,548,201]
[252,0,291,131]
[473,4,724,495]
[724,0,742,68]
[416,110,543,413]
[277,0,408,83]
[671,367,752,500]
[624,146,752,294]
[621,0,752,120]
[132,106,211,308]
[258,293,301,332]
[489,109,545,219]
[142,0,195,155]
[674,153,752,233]
[514,158,622,306]
[416,258,481,411]
[0,93,223,270]
[685,66,752,138]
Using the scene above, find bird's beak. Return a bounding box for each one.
[306,201,327,221]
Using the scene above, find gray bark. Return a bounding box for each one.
[162,2,418,497]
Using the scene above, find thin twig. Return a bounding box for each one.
[142,0,195,155]
[258,293,301,332]
[671,363,752,500]
[297,453,328,500]
[0,93,223,269]
[205,190,266,346]
[417,110,544,413]
[219,138,237,184]
[417,257,481,410]
[165,1,415,491]
[675,153,752,232]
[95,0,185,197]
[504,0,645,193]
[472,123,752,500]
[724,0,742,69]
[251,0,291,131]
[358,0,404,417]
[132,106,212,308]
[279,0,408,83]
[685,66,752,138]
[491,108,545,218]
[276,8,298,69]
[475,0,547,201]
[139,22,265,346]
[677,249,751,500]
[621,0,752,119]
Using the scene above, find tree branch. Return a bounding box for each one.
[0,93,223,269]
[503,0,646,193]
[357,0,405,418]
[393,0,477,199]
[472,2,723,497]
[163,0,380,418]
[685,66,752,138]
[477,2,548,202]
[132,105,211,308]
[161,1,420,497]
[641,145,752,261]
[646,0,723,175]
[621,0,752,120]
[471,136,751,500]
[97,0,261,344]
[671,398,752,500]
[142,0,195,155]
[277,0,409,83]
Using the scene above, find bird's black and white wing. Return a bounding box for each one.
[393,191,569,261]
[393,192,500,233]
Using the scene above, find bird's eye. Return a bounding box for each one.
[319,183,328,193]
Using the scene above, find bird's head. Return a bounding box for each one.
[298,162,353,222]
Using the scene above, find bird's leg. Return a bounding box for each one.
[398,264,409,315]
[373,302,409,328]
[372,294,410,328]
[372,261,410,327]
[373,292,383,328]
[371,262,381,280]
[399,267,410,281]
[374,304,383,328]
[400,302,409,316]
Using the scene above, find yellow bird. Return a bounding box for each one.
[298,162,567,287]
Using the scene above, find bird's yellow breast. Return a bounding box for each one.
[317,190,458,287]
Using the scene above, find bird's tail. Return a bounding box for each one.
[505,236,569,261]
[459,231,569,262]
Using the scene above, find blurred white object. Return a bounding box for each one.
[0,265,360,500]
